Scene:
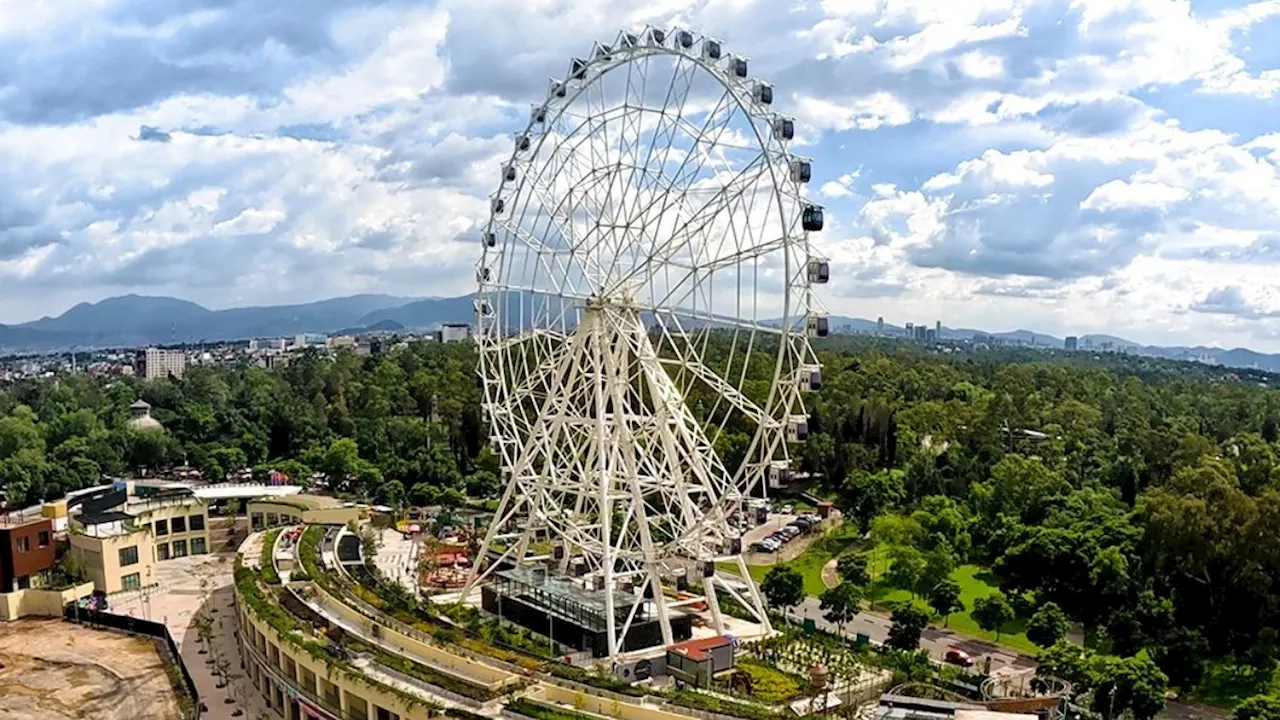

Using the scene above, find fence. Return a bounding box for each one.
[63,604,202,719]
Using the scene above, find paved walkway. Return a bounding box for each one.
[821,558,840,589]
[108,552,270,720]
[374,528,421,596]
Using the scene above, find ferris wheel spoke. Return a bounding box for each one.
[472,31,828,658]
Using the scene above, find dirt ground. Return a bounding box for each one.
[0,618,182,720]
[107,551,270,720]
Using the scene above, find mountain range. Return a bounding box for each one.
[0,294,475,354]
[4,294,1280,374]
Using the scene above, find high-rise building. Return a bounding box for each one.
[936,320,942,339]
[915,324,928,341]
[1064,336,1078,351]
[135,348,185,380]
[905,322,913,338]
[876,317,884,335]
[437,324,472,343]
[925,328,937,343]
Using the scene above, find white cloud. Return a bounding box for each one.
[3,0,1280,351]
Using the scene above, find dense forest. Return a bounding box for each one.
[4,338,1280,706]
[0,344,497,510]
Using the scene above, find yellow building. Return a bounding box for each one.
[68,491,211,594]
[70,522,157,594]
[130,497,211,560]
[248,495,364,530]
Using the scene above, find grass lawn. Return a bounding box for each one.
[734,658,806,703]
[729,521,865,597]
[736,531,1040,654]
[865,559,1039,654]
[1187,660,1280,708]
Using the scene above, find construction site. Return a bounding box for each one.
[0,618,184,720]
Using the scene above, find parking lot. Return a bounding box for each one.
[735,507,829,564]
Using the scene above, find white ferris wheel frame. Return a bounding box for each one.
[464,26,829,662]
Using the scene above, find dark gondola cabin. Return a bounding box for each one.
[789,159,811,183]
[483,232,496,248]
[730,57,748,78]
[755,84,773,105]
[807,259,829,283]
[703,40,721,60]
[802,205,824,231]
[773,117,794,141]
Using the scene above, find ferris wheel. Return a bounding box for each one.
[467,27,829,659]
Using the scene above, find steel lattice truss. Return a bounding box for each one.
[466,27,829,661]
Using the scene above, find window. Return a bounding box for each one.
[266,513,279,527]
[121,573,141,591]
[157,543,171,561]
[16,536,30,553]
[38,531,50,547]
[118,545,139,566]
[251,513,264,531]
[155,519,169,536]
[190,514,205,531]
[172,516,187,533]
[191,538,206,555]
[172,539,188,558]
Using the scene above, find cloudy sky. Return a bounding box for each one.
[2,0,1280,349]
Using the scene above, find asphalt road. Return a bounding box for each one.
[786,595,1035,673]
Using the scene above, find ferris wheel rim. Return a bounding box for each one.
[476,25,823,499]
[481,28,802,318]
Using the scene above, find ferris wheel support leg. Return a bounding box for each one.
[736,554,773,634]
[703,575,726,635]
[462,478,522,595]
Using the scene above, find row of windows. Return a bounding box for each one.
[156,538,206,560]
[13,531,50,553]
[154,514,206,536]
[250,512,302,531]
[117,537,207,567]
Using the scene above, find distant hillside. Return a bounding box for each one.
[356,296,475,328]
[0,294,423,353]
[9,294,1280,374]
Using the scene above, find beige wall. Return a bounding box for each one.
[238,588,435,720]
[248,500,361,529]
[306,579,517,689]
[70,528,156,594]
[0,582,95,621]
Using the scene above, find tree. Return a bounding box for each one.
[927,579,964,627]
[885,545,926,597]
[761,565,805,618]
[819,581,863,635]
[1027,602,1069,648]
[1153,627,1209,690]
[1236,695,1280,720]
[886,604,930,651]
[836,554,870,587]
[972,593,1015,642]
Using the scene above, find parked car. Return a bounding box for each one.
[944,648,974,667]
[757,538,781,552]
[793,518,813,532]
[781,524,802,537]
